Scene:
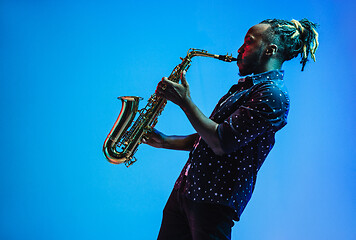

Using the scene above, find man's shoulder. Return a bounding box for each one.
[250,79,289,99]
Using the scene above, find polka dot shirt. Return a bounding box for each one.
[174,70,290,221]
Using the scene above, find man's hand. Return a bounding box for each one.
[143,128,198,151]
[156,71,191,108]
[143,128,167,148]
[154,70,225,156]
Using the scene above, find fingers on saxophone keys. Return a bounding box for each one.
[158,78,166,88]
[164,77,171,86]
[156,79,167,97]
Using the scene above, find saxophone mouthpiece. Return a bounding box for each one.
[214,54,237,62]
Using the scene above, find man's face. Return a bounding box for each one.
[237,24,270,76]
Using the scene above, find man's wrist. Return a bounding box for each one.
[180,96,194,114]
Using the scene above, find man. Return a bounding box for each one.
[144,19,319,240]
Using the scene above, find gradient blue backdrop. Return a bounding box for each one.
[1,0,356,239]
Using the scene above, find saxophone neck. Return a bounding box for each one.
[187,48,237,62]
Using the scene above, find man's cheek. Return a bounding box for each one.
[244,46,252,52]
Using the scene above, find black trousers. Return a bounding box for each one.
[157,186,235,240]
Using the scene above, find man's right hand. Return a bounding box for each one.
[143,129,198,152]
[143,128,167,148]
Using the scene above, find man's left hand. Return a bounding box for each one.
[156,70,191,108]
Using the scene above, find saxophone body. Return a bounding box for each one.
[103,48,237,167]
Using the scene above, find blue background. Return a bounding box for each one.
[1,0,356,239]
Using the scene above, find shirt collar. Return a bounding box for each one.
[238,69,284,84]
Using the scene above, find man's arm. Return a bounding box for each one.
[144,129,198,151]
[156,71,225,156]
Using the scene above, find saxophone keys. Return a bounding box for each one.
[124,157,137,167]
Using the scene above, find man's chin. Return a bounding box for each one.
[237,64,245,77]
[238,68,250,77]
[238,72,247,77]
[238,64,254,77]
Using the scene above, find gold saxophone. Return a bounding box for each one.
[103,48,237,167]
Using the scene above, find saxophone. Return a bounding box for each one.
[103,48,237,167]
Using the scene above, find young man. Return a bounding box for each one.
[144,19,319,240]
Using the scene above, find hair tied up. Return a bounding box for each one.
[291,19,305,34]
[260,18,319,71]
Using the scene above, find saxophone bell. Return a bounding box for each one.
[103,96,142,166]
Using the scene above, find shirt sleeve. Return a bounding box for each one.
[217,83,288,154]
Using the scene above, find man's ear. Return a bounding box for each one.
[265,44,278,56]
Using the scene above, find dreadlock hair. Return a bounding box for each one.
[260,18,319,71]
